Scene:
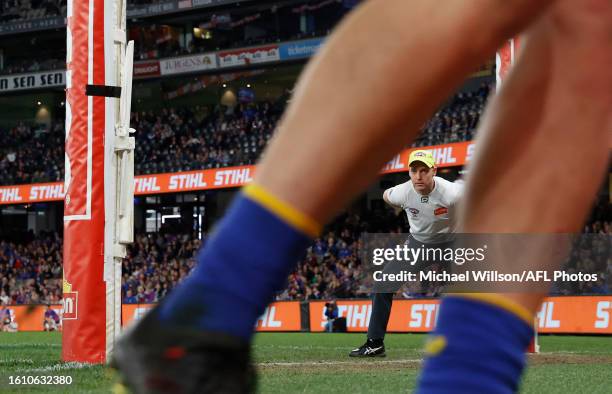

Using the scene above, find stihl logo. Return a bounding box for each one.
[537,302,560,328]
[409,304,439,328]
[29,184,65,200]
[595,301,611,329]
[134,307,153,322]
[256,306,282,328]
[383,155,405,171]
[62,292,78,320]
[320,304,371,328]
[0,188,23,202]
[169,173,207,190]
[213,168,253,186]
[134,177,161,193]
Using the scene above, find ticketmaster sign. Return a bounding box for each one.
[279,38,325,60]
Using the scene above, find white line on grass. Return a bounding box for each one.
[0,343,61,348]
[0,358,34,365]
[254,345,351,351]
[17,362,96,373]
[257,359,422,367]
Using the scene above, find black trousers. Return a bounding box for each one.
[367,236,453,340]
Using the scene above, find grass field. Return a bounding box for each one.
[1,332,611,393]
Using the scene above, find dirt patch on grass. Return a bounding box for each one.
[257,359,422,374]
[528,353,612,366]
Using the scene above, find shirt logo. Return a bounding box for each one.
[421,196,429,203]
[434,207,448,216]
[408,208,419,217]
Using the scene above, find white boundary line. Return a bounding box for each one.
[16,362,95,373]
[0,344,61,348]
[0,358,34,364]
[257,359,422,367]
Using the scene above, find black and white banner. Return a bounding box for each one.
[0,70,65,92]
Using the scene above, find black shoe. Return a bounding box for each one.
[349,339,386,357]
[110,307,256,394]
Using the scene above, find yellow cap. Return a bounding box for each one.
[408,150,435,168]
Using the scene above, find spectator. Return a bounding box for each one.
[324,300,338,332]
[0,300,18,332]
[124,289,138,304]
[43,304,60,331]
[0,290,9,305]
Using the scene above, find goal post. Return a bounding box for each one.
[63,0,134,363]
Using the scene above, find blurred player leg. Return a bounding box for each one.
[418,0,612,392]
[113,0,557,392]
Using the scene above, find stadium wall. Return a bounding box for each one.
[6,296,612,334]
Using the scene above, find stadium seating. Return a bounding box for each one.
[414,83,491,147]
[0,231,62,305]
[134,102,279,174]
[0,87,490,186]
[121,232,199,304]
[0,122,64,186]
[0,56,64,75]
[0,0,65,23]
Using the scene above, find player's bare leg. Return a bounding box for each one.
[418,0,612,392]
[112,1,558,393]
[462,0,612,310]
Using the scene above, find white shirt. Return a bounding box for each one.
[385,176,463,244]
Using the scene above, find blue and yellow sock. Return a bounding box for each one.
[157,183,321,340]
[416,294,534,394]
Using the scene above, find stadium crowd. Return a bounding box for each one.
[121,232,200,304]
[414,83,490,147]
[0,57,64,75]
[0,0,65,22]
[0,122,64,186]
[0,231,62,306]
[554,222,612,295]
[1,200,610,305]
[133,101,280,174]
[0,85,490,186]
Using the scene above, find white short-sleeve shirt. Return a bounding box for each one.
[385,176,463,244]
